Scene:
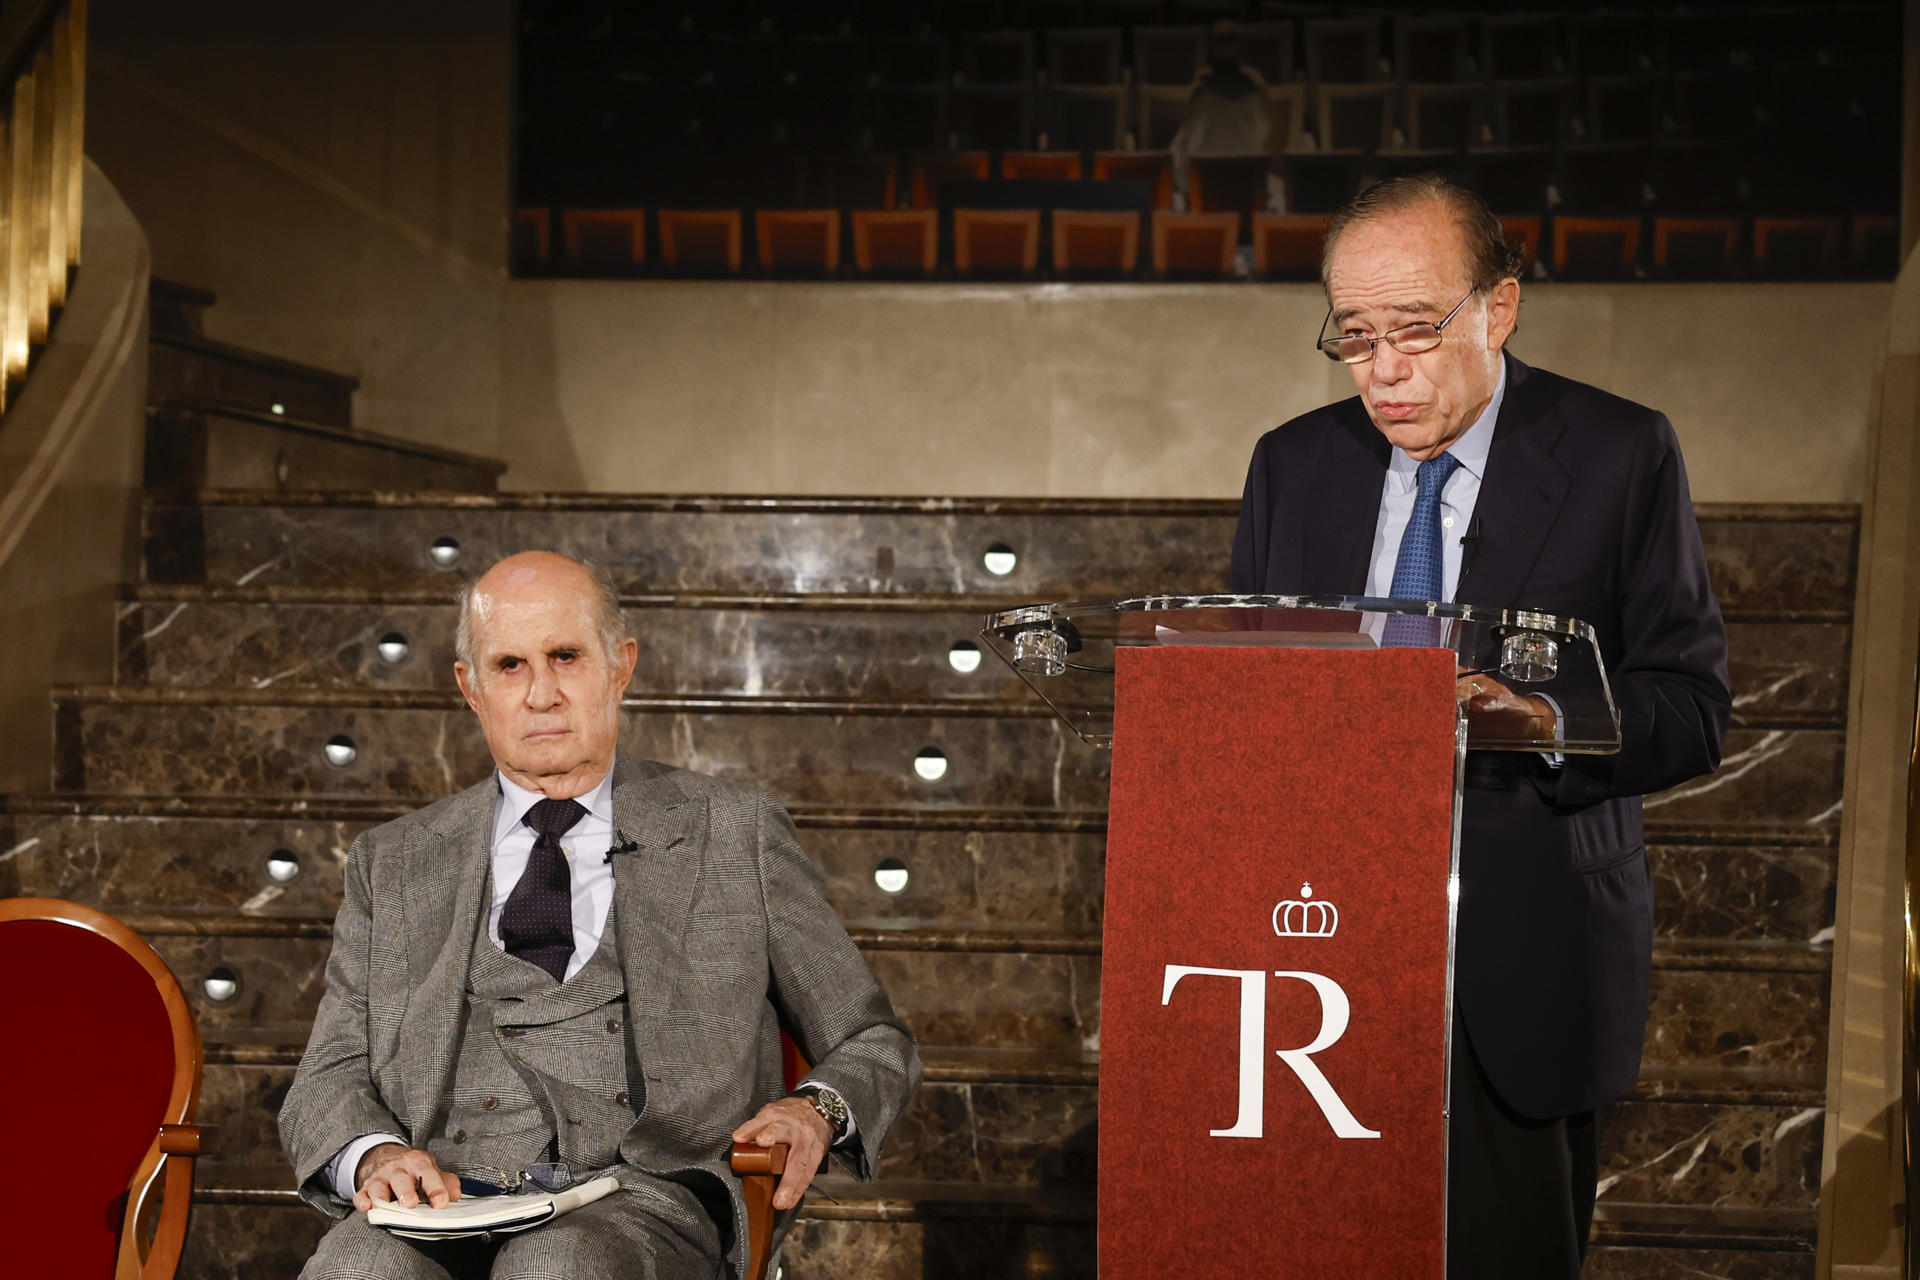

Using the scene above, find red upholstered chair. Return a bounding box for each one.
[0,899,204,1280]
[954,208,1042,278]
[1152,211,1239,277]
[1252,213,1329,281]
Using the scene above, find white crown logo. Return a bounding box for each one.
[1272,883,1339,939]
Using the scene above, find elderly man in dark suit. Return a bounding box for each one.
[280,550,921,1279]
[1230,174,1730,1275]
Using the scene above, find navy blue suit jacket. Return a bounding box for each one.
[1229,352,1731,1118]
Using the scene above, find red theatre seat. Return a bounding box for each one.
[1752,216,1844,278]
[1001,151,1084,181]
[1153,211,1239,277]
[757,209,842,275]
[1498,215,1542,275]
[1094,151,1174,211]
[657,210,744,275]
[561,209,647,274]
[1054,210,1142,276]
[911,151,992,210]
[1653,216,1740,279]
[1253,213,1330,280]
[1853,214,1900,277]
[514,207,552,273]
[852,209,939,277]
[955,208,1042,277]
[0,898,203,1280]
[1552,216,1642,280]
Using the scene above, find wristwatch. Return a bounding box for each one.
[799,1086,849,1141]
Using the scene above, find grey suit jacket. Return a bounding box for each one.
[278,752,922,1274]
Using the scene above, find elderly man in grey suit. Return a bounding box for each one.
[279,550,921,1279]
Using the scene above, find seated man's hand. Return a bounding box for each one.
[732,1096,833,1212]
[352,1143,462,1214]
[1456,670,1557,742]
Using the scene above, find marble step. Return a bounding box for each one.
[138,494,1858,621]
[112,587,1850,720]
[177,1167,1813,1280]
[0,800,1836,947]
[184,1054,1815,1214]
[145,402,506,495]
[106,908,1823,1071]
[148,332,358,427]
[49,688,1845,826]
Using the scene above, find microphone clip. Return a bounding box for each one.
[604,829,642,864]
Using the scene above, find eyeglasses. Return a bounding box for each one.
[1316,288,1478,364]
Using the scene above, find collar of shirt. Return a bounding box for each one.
[492,765,616,852]
[1382,358,1507,492]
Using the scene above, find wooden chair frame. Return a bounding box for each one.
[730,1140,791,1280]
[0,898,204,1280]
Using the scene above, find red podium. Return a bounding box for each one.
[982,596,1621,1279]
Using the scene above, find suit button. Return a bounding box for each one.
[453,1129,466,1144]
[606,1019,620,1033]
[615,1091,628,1106]
[483,1097,499,1111]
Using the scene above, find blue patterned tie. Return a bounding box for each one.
[1383,452,1463,648]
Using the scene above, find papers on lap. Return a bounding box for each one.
[367,1175,620,1240]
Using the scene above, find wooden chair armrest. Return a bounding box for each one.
[729,1142,791,1280]
[729,1140,789,1176]
[158,1123,202,1156]
[136,1128,201,1280]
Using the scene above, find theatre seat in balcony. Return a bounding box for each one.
[1653,217,1739,280]
[1045,85,1128,153]
[1236,22,1295,86]
[1135,24,1207,88]
[1316,83,1395,152]
[1752,217,1843,279]
[1190,155,1271,230]
[1853,215,1900,278]
[1053,210,1141,277]
[1252,213,1328,281]
[912,151,992,210]
[1094,150,1173,210]
[1498,215,1541,275]
[657,210,744,275]
[758,210,841,276]
[514,208,552,274]
[852,209,939,277]
[1552,216,1642,280]
[1002,151,1083,180]
[954,208,1041,278]
[561,209,647,275]
[1152,211,1238,278]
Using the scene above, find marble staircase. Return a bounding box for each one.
[0,286,1853,1278]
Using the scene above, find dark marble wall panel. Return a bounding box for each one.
[60,700,1112,812]
[0,813,356,910]
[1584,1246,1812,1280]
[1725,622,1850,718]
[1598,1100,1823,1210]
[120,599,1037,703]
[150,504,1241,597]
[156,934,1098,1053]
[781,1218,1097,1280]
[1650,843,1836,945]
[1644,970,1830,1075]
[147,502,1852,620]
[177,1202,328,1280]
[1642,729,1846,829]
[0,810,1106,931]
[1699,516,1857,618]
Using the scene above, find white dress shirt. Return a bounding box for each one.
[1362,360,1506,602]
[326,766,853,1201]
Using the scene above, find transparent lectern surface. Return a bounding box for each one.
[981,594,1622,752]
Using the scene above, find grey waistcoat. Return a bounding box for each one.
[426,902,637,1186]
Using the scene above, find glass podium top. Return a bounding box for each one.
[981,594,1622,753]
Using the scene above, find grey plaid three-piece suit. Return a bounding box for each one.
[278,752,922,1278]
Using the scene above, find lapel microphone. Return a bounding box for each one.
[605,829,642,864]
[1459,516,1485,574]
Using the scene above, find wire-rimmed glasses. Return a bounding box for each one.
[1316,288,1478,364]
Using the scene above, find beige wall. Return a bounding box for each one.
[83,0,512,456]
[501,280,1890,502]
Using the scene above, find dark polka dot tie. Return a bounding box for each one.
[501,797,586,982]
[1384,451,1463,648]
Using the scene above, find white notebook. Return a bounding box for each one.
[367,1175,620,1240]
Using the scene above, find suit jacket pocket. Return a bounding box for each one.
[1574,841,1644,876]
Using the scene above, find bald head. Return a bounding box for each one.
[455,552,626,670]
[451,551,637,798]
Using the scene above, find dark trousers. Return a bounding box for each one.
[1447,1015,1603,1278]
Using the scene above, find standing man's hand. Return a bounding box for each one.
[352,1143,462,1213]
[732,1097,834,1211]
[1457,671,1558,741]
